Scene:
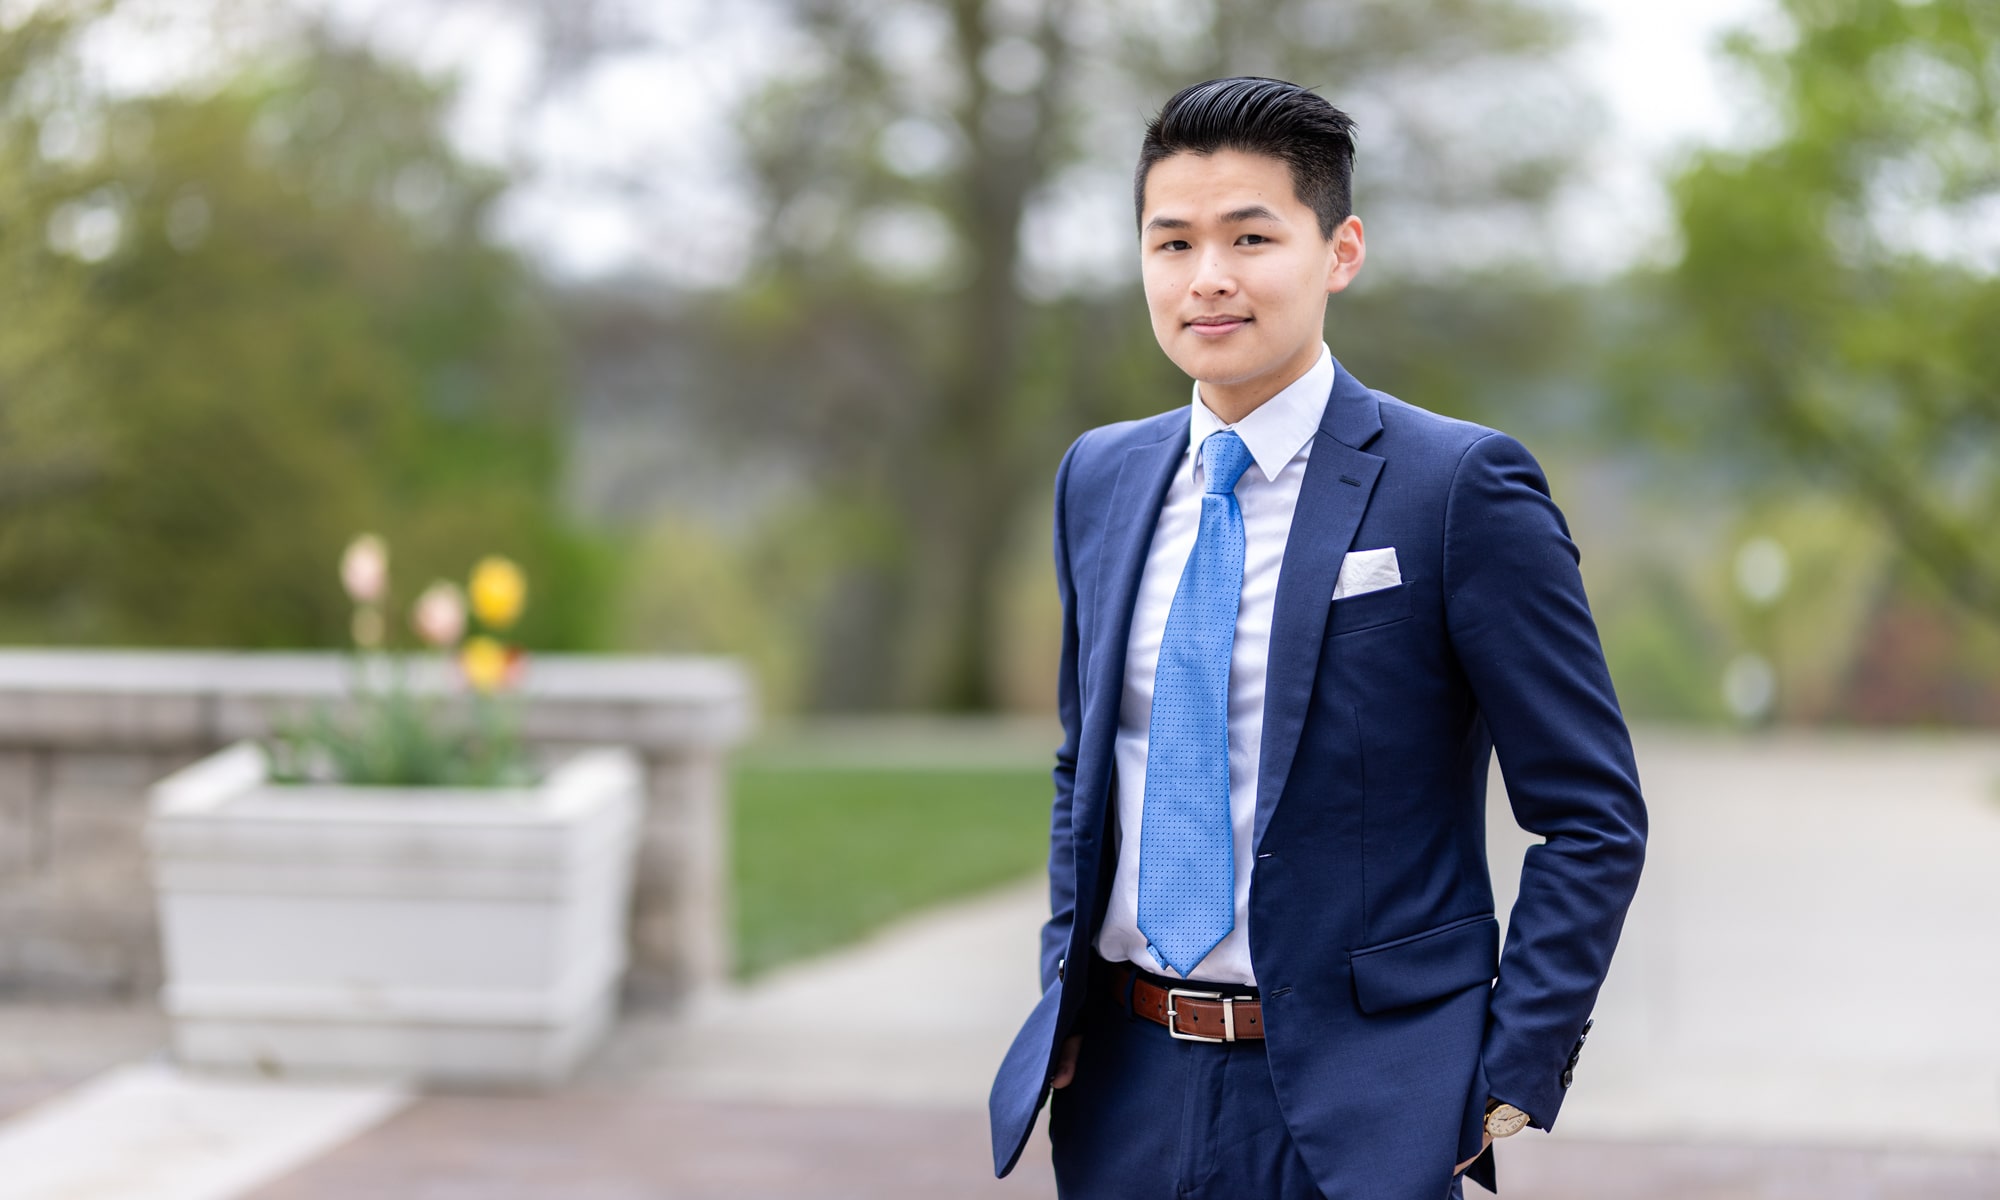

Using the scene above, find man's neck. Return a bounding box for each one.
[1197,344,1323,425]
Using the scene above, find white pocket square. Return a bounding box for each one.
[1332,547,1401,600]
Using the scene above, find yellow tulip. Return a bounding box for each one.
[458,635,517,694]
[469,555,527,630]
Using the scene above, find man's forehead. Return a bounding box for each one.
[1141,151,1303,229]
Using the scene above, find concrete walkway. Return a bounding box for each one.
[1,728,1997,1197]
[582,875,1048,1109]
[1536,730,2000,1151]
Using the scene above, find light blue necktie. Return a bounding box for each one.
[1137,428,1254,977]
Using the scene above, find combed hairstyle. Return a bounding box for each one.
[1133,76,1357,241]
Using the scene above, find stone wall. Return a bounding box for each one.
[0,650,755,1005]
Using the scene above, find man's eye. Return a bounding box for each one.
[1159,235,1266,251]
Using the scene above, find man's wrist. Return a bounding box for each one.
[1483,1097,1531,1138]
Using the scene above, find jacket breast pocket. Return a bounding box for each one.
[1327,581,1412,636]
[1347,912,1499,1014]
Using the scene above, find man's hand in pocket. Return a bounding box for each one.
[1050,1035,1084,1088]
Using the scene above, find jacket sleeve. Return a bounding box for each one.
[1040,433,1087,993]
[1441,430,1647,1132]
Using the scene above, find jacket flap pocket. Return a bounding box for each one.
[1348,913,1498,1014]
[1327,582,1411,635]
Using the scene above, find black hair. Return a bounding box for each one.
[1134,77,1357,240]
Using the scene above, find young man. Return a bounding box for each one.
[988,77,1647,1200]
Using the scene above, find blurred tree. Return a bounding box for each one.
[1660,0,2000,634]
[0,9,613,649]
[671,0,1598,709]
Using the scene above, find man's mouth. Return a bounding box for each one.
[1188,316,1251,336]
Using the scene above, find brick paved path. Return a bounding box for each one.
[244,1091,2000,1200]
[248,1093,1051,1200]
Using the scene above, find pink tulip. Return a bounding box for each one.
[340,534,389,605]
[410,580,467,648]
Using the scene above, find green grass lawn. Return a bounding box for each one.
[730,765,1053,979]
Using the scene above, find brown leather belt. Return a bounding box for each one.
[1106,959,1265,1042]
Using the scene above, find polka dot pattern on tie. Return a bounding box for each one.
[1136,429,1253,977]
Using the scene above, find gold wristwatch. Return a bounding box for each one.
[1483,1098,1530,1138]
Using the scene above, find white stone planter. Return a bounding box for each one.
[144,740,643,1086]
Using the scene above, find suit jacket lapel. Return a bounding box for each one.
[1075,424,1188,841]
[1253,360,1385,853]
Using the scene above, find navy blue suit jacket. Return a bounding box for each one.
[988,355,1647,1198]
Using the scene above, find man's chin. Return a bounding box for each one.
[1180,347,1268,388]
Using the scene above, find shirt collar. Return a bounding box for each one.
[1186,342,1334,486]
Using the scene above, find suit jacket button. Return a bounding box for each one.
[1560,1068,1575,1089]
[1057,956,1066,982]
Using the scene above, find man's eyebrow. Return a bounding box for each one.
[1143,205,1285,234]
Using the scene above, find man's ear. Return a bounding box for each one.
[1326,215,1365,295]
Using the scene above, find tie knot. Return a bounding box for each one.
[1200,430,1254,495]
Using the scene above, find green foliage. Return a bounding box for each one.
[263,657,535,787]
[1594,567,1732,722]
[1582,483,1895,723]
[730,764,1051,977]
[0,15,613,650]
[1655,0,2000,629]
[613,512,819,713]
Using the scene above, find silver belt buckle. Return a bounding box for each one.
[1165,986,1234,1042]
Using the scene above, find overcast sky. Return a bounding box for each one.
[82,0,1776,286]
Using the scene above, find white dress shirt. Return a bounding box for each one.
[1093,342,1335,987]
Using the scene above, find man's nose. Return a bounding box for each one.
[1190,247,1235,295]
